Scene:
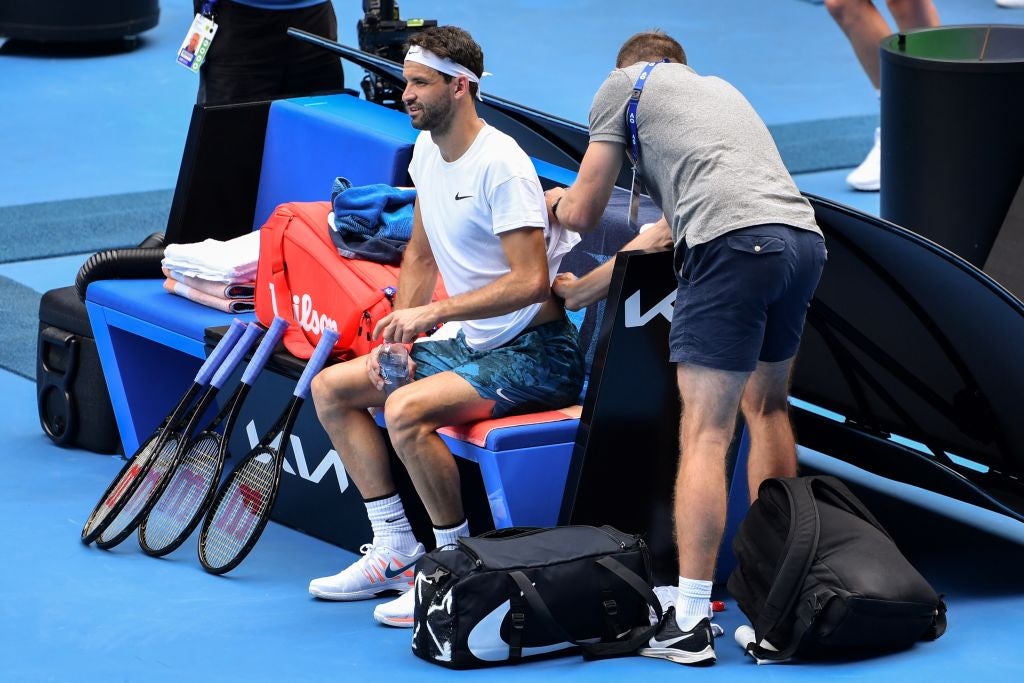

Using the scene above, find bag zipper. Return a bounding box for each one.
[356,310,372,342]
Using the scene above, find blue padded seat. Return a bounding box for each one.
[253,95,420,229]
[87,279,256,342]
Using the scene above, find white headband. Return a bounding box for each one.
[404,45,491,100]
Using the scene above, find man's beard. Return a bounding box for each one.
[411,96,453,134]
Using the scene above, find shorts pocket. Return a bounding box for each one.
[726,235,786,255]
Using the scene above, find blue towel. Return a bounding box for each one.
[329,177,417,265]
[330,177,417,241]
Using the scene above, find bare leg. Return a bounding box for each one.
[824,0,894,89]
[825,0,940,89]
[887,0,940,33]
[311,358,395,499]
[384,372,496,526]
[674,363,750,581]
[741,359,798,503]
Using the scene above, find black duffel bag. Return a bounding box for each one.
[728,476,947,662]
[411,525,661,669]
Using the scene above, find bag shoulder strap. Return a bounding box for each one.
[262,210,317,358]
[809,475,891,540]
[506,556,661,661]
[750,477,821,659]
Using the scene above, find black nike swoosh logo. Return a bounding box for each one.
[455,192,473,200]
[383,561,417,578]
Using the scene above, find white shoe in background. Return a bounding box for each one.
[373,583,417,627]
[996,0,1024,9]
[846,126,882,192]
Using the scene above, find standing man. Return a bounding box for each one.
[546,31,826,666]
[308,26,584,628]
[823,0,940,191]
[194,0,345,105]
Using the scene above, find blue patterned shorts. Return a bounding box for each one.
[411,316,585,419]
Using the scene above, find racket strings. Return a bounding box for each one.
[141,434,222,550]
[202,453,276,569]
[99,436,181,544]
[83,436,160,539]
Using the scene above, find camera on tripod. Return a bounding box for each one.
[357,0,437,109]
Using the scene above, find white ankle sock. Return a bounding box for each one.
[433,519,469,550]
[365,494,418,554]
[675,576,713,630]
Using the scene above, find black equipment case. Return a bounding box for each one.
[37,286,120,454]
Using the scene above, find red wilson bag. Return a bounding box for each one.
[255,201,446,360]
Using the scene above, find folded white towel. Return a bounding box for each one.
[162,231,261,283]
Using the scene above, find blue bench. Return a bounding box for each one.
[87,93,592,540]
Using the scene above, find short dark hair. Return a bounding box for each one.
[406,26,485,97]
[615,30,687,68]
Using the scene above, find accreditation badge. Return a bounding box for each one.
[177,13,218,73]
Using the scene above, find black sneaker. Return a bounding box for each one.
[638,607,716,666]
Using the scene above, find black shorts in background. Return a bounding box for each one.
[197,0,344,105]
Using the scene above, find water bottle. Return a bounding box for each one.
[378,343,410,397]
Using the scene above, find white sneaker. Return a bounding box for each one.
[373,582,417,627]
[846,127,881,192]
[308,542,424,601]
[996,0,1024,8]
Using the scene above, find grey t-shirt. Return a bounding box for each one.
[589,62,821,248]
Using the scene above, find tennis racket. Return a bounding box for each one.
[95,322,266,550]
[198,327,338,574]
[138,316,288,557]
[81,320,247,545]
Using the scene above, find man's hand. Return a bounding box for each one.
[553,272,587,312]
[365,344,415,390]
[373,304,439,344]
[366,345,386,391]
[545,187,567,226]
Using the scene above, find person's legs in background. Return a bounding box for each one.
[824,0,940,191]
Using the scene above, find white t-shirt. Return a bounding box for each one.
[408,125,579,350]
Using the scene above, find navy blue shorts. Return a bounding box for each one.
[410,316,586,419]
[669,224,827,372]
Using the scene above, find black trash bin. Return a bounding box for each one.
[879,25,1024,286]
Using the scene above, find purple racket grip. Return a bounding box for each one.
[210,323,264,389]
[241,317,289,386]
[194,320,246,386]
[294,328,338,399]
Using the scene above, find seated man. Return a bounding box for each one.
[307,26,584,627]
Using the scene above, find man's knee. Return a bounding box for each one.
[383,390,437,453]
[310,371,335,412]
[311,365,367,417]
[740,389,790,423]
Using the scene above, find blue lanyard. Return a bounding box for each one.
[624,60,665,230]
[625,60,666,168]
[201,1,219,17]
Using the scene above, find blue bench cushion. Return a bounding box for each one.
[253,95,419,229]
[87,279,256,341]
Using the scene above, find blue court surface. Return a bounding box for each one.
[1,1,1022,680]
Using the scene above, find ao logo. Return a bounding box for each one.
[244,421,349,494]
[624,288,676,328]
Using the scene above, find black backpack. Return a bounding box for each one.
[411,525,661,669]
[727,476,947,661]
